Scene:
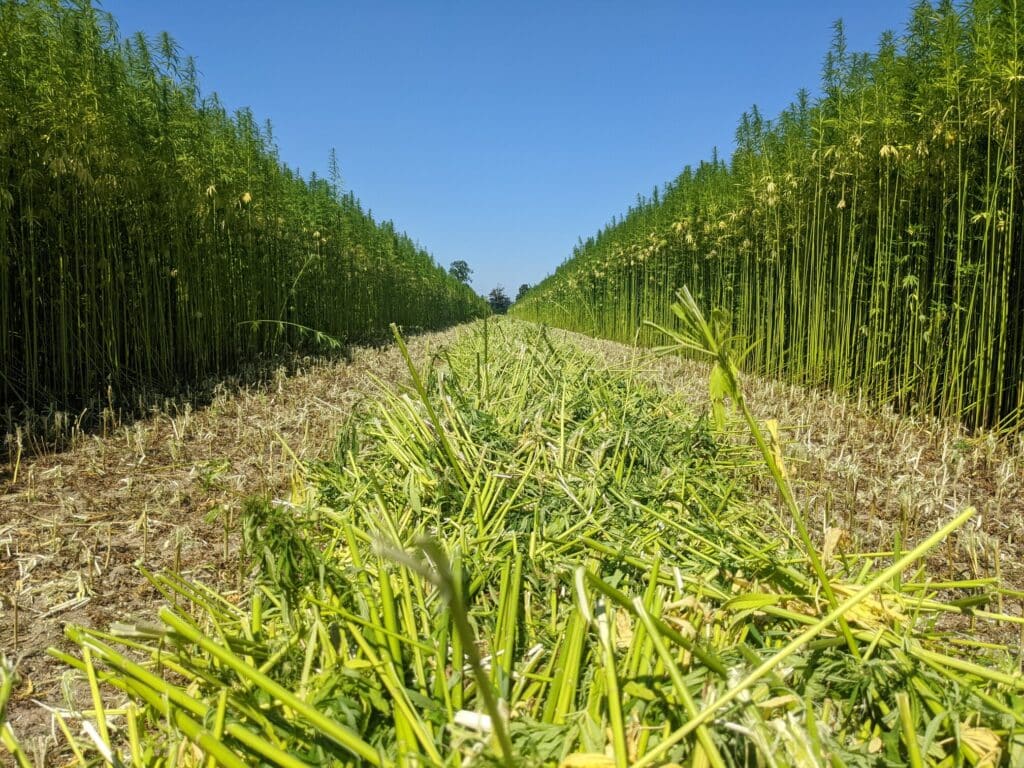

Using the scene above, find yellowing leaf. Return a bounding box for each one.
[757,694,799,710]
[614,608,634,650]
[765,419,788,480]
[724,593,782,611]
[710,363,729,432]
[821,527,848,566]
[560,754,616,768]
[962,725,1001,766]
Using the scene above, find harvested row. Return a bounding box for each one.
[27,316,1024,766]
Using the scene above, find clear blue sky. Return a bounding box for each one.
[99,1,916,296]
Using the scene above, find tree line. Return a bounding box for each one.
[447,260,529,314]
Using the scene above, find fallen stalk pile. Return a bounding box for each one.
[18,310,1024,765]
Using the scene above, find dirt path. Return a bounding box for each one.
[2,321,1022,762]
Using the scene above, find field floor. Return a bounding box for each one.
[2,319,1023,765]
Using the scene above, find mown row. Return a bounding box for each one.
[514,1,1023,433]
[14,314,1022,766]
[0,0,487,424]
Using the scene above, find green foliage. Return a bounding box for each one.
[0,0,488,422]
[513,1,1023,434]
[242,497,321,605]
[449,260,473,283]
[488,286,512,314]
[0,658,30,768]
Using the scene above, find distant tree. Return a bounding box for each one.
[327,147,344,198]
[488,286,511,314]
[516,283,530,301]
[448,260,472,283]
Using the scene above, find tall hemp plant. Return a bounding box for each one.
[514,1,1023,434]
[0,0,488,429]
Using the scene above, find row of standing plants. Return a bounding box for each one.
[514,0,1023,434]
[0,0,488,424]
